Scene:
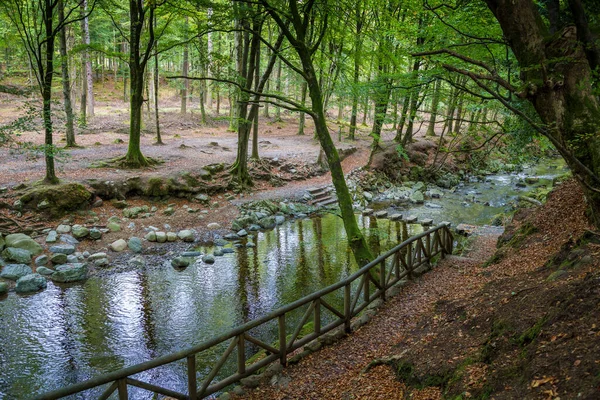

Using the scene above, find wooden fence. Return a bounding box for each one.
[35,223,453,400]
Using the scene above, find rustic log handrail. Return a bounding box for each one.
[35,223,453,400]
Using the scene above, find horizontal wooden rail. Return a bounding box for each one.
[35,224,453,400]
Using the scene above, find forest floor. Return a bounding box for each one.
[231,179,600,399]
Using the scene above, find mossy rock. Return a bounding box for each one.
[144,177,170,197]
[19,182,93,218]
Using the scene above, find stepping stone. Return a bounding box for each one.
[374,211,388,218]
[405,216,417,223]
[441,221,452,227]
[362,209,374,216]
[421,218,433,226]
[389,213,403,221]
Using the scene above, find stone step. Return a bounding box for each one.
[317,198,338,207]
[312,191,332,201]
[362,209,374,216]
[308,187,328,195]
[421,218,433,226]
[389,213,403,221]
[374,210,388,218]
[405,216,418,223]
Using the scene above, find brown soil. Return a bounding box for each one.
[232,179,600,399]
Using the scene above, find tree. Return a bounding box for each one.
[2,0,93,183]
[58,0,76,148]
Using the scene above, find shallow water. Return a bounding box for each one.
[0,159,567,399]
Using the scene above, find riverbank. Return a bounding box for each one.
[230,179,599,399]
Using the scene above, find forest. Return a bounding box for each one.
[0,0,599,399]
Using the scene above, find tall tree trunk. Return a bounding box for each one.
[153,14,162,145]
[58,0,76,147]
[274,57,282,121]
[42,0,58,184]
[81,0,94,117]
[426,79,441,136]
[298,80,307,135]
[181,18,189,115]
[251,38,261,160]
[206,8,213,110]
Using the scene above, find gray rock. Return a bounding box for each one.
[89,228,102,240]
[246,242,256,248]
[51,263,88,282]
[163,207,175,216]
[389,213,403,221]
[128,256,145,268]
[156,232,167,243]
[50,253,68,265]
[107,221,121,232]
[236,230,248,237]
[144,231,157,242]
[15,274,47,293]
[60,235,79,245]
[425,202,442,209]
[171,257,191,268]
[94,258,110,267]
[413,181,425,192]
[166,232,178,242]
[109,239,128,252]
[49,244,76,255]
[214,239,228,247]
[107,216,121,223]
[56,224,71,234]
[88,252,107,261]
[275,215,285,225]
[71,225,89,239]
[405,216,418,223]
[0,264,33,280]
[231,215,256,231]
[214,249,224,257]
[67,255,79,263]
[5,233,43,256]
[421,218,433,226]
[409,191,425,204]
[363,191,373,201]
[35,255,48,266]
[207,222,221,230]
[0,281,9,295]
[225,233,241,240]
[45,230,58,243]
[221,247,235,254]
[2,247,32,264]
[374,211,388,218]
[248,224,261,231]
[362,209,374,216]
[128,237,143,253]
[36,266,54,276]
[195,193,209,203]
[181,251,202,257]
[258,216,276,230]
[177,230,195,242]
[202,255,215,264]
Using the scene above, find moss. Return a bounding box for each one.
[181,172,201,187]
[482,251,505,268]
[144,177,169,197]
[514,316,547,347]
[481,320,511,364]
[19,182,92,217]
[506,222,538,249]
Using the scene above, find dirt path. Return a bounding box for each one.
[233,231,500,400]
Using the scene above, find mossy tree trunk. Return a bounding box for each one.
[426,79,441,137]
[58,0,76,148]
[264,0,374,266]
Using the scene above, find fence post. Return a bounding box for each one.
[363,272,370,302]
[344,283,351,332]
[237,334,246,375]
[188,355,197,400]
[407,242,413,280]
[117,378,128,400]
[278,314,287,367]
[314,299,321,335]
[380,261,386,301]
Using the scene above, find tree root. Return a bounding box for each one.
[361,350,409,374]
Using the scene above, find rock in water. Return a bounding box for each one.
[51,263,88,282]
[109,239,128,252]
[2,247,32,264]
[128,237,143,253]
[4,233,43,256]
[0,281,8,295]
[202,255,215,264]
[0,264,33,280]
[15,274,47,293]
[171,257,190,268]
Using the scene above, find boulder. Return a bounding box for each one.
[202,255,215,264]
[258,216,276,230]
[51,263,88,282]
[5,234,43,256]
[36,266,54,276]
[156,232,167,243]
[18,182,92,217]
[144,231,157,242]
[275,215,285,225]
[177,230,195,242]
[0,281,8,295]
[56,224,71,234]
[71,225,89,239]
[45,230,58,243]
[49,244,76,255]
[248,224,261,232]
[0,264,33,280]
[107,221,121,232]
[89,228,102,240]
[236,230,248,238]
[35,255,48,266]
[171,257,191,268]
[2,247,32,264]
[128,237,143,253]
[109,239,128,252]
[363,191,373,201]
[409,191,425,204]
[50,253,68,265]
[15,274,47,293]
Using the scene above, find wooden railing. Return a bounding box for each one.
[35,224,453,400]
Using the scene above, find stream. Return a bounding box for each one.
[0,159,567,399]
